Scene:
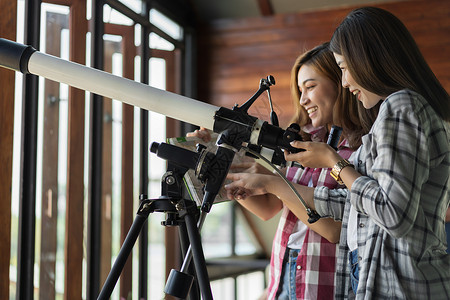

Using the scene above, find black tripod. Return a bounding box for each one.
[97,145,218,300]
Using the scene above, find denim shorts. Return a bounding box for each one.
[277,248,300,300]
[349,249,359,294]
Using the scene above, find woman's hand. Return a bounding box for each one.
[230,161,274,175]
[186,127,211,142]
[285,141,342,168]
[224,173,273,200]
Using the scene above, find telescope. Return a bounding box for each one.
[0,37,312,213]
[0,38,327,299]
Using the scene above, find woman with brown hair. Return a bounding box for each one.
[222,42,376,299]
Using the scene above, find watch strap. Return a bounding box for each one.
[330,159,354,184]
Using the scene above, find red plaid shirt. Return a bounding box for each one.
[267,126,354,299]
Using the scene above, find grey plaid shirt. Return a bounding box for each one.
[315,90,450,299]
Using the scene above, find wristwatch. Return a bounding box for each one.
[330,159,354,184]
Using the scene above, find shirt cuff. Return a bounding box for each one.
[314,186,348,220]
[349,176,375,214]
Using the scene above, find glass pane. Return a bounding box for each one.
[150,9,183,41]
[147,56,167,299]
[211,277,235,299]
[237,272,266,299]
[202,202,233,258]
[235,208,258,255]
[149,32,174,51]
[118,0,143,14]
[104,5,133,26]
[103,36,124,300]
[11,1,25,297]
[38,4,70,300]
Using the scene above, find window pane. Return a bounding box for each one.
[202,202,233,258]
[147,56,167,299]
[104,5,133,25]
[118,0,142,14]
[149,32,174,51]
[150,9,183,41]
[37,4,70,299]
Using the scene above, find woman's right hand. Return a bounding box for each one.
[186,127,211,142]
[285,140,342,169]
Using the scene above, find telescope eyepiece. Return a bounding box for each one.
[267,75,275,86]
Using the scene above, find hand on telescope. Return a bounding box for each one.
[186,127,212,142]
[230,160,274,175]
[284,141,342,169]
[225,173,273,200]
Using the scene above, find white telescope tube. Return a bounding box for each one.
[27,51,218,130]
[0,39,321,220]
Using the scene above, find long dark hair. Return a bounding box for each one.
[290,42,376,149]
[330,7,450,121]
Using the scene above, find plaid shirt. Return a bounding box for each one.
[267,126,354,300]
[314,90,450,299]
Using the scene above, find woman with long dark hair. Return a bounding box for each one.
[226,7,450,299]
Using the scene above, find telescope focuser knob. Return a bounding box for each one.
[196,143,207,153]
[283,123,301,142]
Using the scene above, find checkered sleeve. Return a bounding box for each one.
[350,91,443,238]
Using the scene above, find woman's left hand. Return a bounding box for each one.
[230,161,274,175]
[224,173,271,200]
[284,141,342,168]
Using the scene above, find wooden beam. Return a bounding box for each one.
[257,0,274,16]
[163,49,182,288]
[39,11,67,300]
[64,0,87,298]
[0,1,16,297]
[119,24,135,300]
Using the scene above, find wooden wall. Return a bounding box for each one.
[197,0,450,128]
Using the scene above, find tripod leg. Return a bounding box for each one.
[178,221,200,300]
[183,213,213,300]
[97,209,150,300]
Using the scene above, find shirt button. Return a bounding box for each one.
[358,256,362,262]
[359,223,365,228]
[297,265,302,270]
[358,160,362,165]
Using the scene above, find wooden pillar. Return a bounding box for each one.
[64,0,87,298]
[0,0,17,297]
[120,24,135,299]
[39,11,68,299]
[162,49,182,284]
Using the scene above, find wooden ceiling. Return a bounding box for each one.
[187,0,406,22]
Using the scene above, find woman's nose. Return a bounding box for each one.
[299,93,308,105]
[342,74,349,88]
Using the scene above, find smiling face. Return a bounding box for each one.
[297,64,337,129]
[333,53,384,108]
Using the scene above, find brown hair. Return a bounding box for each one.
[290,42,374,149]
[330,7,450,121]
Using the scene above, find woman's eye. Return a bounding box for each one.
[306,85,315,90]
